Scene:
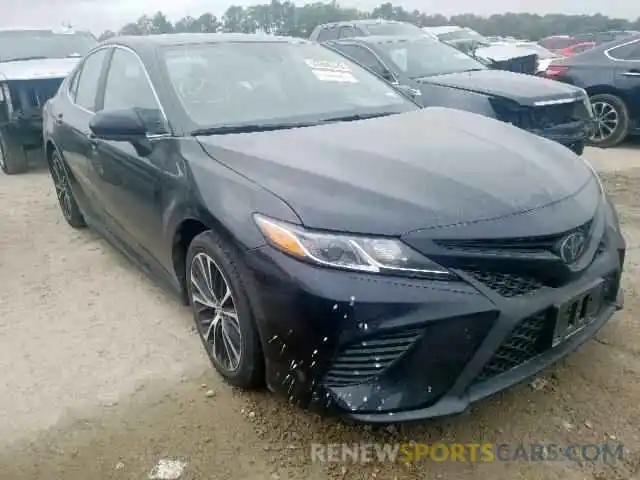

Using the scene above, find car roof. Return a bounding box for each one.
[0,26,91,34]
[103,32,310,50]
[334,34,435,46]
[319,19,412,28]
[422,26,464,35]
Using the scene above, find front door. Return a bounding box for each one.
[90,46,172,266]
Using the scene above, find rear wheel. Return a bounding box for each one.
[0,131,28,175]
[588,93,630,148]
[48,149,86,228]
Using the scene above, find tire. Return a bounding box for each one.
[588,93,630,148]
[48,149,86,229]
[186,230,264,389]
[570,141,585,156]
[0,131,28,175]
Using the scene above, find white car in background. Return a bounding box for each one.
[422,25,541,75]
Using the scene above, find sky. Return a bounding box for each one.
[3,0,640,35]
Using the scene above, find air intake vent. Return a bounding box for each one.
[322,329,423,387]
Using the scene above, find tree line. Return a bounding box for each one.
[98,1,640,42]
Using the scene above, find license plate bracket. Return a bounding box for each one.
[552,282,605,347]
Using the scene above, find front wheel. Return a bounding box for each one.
[186,230,264,389]
[588,93,630,148]
[0,131,28,175]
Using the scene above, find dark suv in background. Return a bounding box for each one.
[326,35,593,155]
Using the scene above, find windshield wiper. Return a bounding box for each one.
[190,121,322,136]
[2,56,49,62]
[319,112,396,123]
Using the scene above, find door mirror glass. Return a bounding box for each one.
[89,108,148,141]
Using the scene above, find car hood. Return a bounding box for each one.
[416,69,583,106]
[197,108,596,236]
[0,57,80,81]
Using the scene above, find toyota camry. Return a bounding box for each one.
[42,33,625,423]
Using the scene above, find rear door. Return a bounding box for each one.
[51,47,110,222]
[609,39,640,118]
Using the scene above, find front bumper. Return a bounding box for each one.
[242,222,624,423]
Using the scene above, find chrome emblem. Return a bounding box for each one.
[559,231,586,264]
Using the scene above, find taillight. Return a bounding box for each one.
[545,65,570,77]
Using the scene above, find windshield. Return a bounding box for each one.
[365,23,424,36]
[376,39,486,79]
[437,28,488,44]
[0,30,97,62]
[162,41,416,130]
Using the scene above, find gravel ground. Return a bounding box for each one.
[1,143,640,479]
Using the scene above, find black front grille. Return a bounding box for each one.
[474,311,550,383]
[464,270,544,297]
[492,98,589,133]
[322,329,423,387]
[435,219,592,256]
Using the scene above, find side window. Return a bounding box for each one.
[102,48,166,134]
[317,27,338,42]
[610,41,640,61]
[339,26,356,38]
[75,49,108,111]
[67,69,82,102]
[336,45,388,77]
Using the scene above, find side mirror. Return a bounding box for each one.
[89,108,153,156]
[89,108,147,142]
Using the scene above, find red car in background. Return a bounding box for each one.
[558,41,596,57]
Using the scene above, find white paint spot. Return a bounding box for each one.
[349,296,356,306]
[332,304,338,311]
[148,459,187,480]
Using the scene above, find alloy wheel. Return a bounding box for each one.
[50,153,74,221]
[590,100,619,143]
[190,252,243,372]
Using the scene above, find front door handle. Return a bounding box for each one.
[621,70,640,77]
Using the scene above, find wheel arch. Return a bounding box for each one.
[585,85,629,102]
[170,213,238,305]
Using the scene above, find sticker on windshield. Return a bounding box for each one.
[304,59,352,72]
[312,69,358,83]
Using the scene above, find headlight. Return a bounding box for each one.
[254,214,455,279]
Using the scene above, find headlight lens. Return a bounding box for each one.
[254,214,455,279]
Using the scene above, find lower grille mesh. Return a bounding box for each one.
[474,311,549,383]
[322,329,423,387]
[464,270,544,297]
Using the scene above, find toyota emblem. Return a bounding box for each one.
[559,231,586,264]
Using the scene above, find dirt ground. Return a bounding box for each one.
[1,143,640,480]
